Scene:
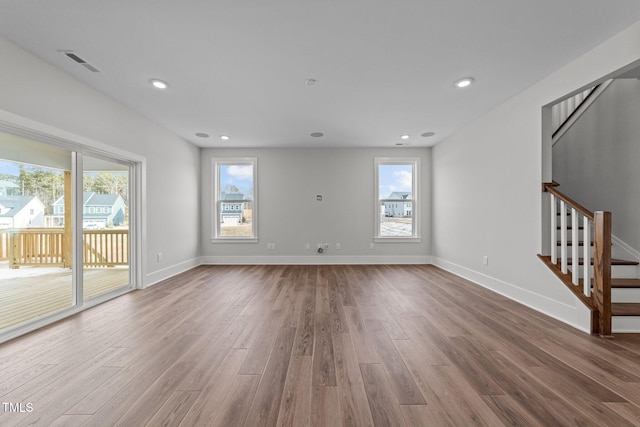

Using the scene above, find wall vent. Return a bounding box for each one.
[60,50,101,73]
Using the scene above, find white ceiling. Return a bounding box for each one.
[2,1,640,149]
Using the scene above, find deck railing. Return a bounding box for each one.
[1,228,128,269]
[83,229,129,267]
[0,232,10,261]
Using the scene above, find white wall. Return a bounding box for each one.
[0,37,201,286]
[553,78,640,253]
[431,20,640,332]
[200,147,431,264]
[5,16,640,332]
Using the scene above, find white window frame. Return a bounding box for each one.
[374,157,421,242]
[211,157,258,242]
[0,119,143,344]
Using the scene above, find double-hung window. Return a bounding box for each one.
[374,157,420,241]
[212,158,257,241]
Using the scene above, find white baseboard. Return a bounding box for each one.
[431,257,590,333]
[144,257,201,287]
[145,255,431,286]
[199,255,432,265]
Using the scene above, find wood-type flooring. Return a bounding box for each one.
[1,264,640,426]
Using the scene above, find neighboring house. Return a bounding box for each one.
[48,192,126,228]
[383,192,412,217]
[220,192,245,225]
[0,195,45,228]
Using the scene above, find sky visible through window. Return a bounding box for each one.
[219,164,253,199]
[378,164,413,199]
[0,159,33,175]
[0,159,64,208]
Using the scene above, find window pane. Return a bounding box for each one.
[83,156,130,300]
[0,139,74,333]
[218,163,254,237]
[378,163,413,237]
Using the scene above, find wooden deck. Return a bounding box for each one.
[0,268,129,331]
[1,264,640,426]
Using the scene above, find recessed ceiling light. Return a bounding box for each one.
[305,78,317,86]
[421,132,435,137]
[454,77,474,88]
[220,135,230,140]
[310,132,324,137]
[195,133,210,138]
[400,134,410,140]
[150,79,169,89]
[395,143,409,146]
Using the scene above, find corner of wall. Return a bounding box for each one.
[144,257,202,288]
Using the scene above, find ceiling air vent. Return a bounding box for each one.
[60,50,101,73]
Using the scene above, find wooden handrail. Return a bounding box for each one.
[543,182,594,220]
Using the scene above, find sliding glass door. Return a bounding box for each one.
[0,129,138,340]
[0,131,75,332]
[82,155,131,300]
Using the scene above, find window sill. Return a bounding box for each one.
[210,237,259,243]
[374,237,422,243]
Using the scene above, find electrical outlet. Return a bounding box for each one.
[336,243,341,250]
[305,243,310,250]
[267,243,276,250]
[483,256,489,266]
[157,253,162,262]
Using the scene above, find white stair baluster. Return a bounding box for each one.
[583,217,591,297]
[561,201,568,274]
[551,194,557,264]
[572,208,579,285]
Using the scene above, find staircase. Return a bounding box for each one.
[539,182,640,336]
[551,80,612,144]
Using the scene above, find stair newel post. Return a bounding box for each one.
[593,211,612,337]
